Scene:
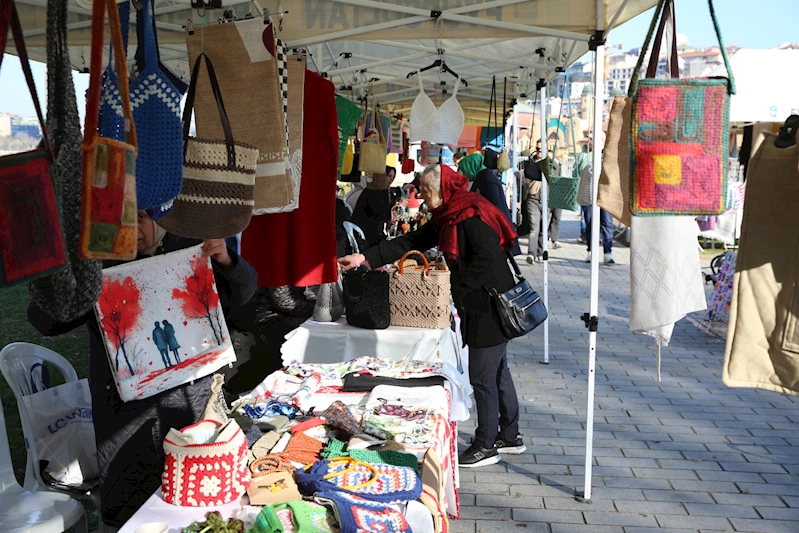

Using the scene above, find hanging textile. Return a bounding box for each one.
[336,95,362,178]
[27,0,102,321]
[241,70,338,287]
[629,216,706,378]
[185,19,293,213]
[723,132,799,395]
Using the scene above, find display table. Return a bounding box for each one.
[118,490,242,533]
[281,318,466,371]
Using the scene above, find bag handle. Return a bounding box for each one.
[646,0,678,79]
[84,0,137,148]
[0,0,54,160]
[29,363,51,394]
[182,53,237,169]
[371,99,385,144]
[485,76,496,133]
[137,0,159,70]
[629,0,734,96]
[397,250,430,275]
[505,250,525,283]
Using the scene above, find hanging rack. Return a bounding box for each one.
[406,58,468,87]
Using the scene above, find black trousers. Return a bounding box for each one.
[468,341,520,448]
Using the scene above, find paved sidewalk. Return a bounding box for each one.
[454,216,799,533]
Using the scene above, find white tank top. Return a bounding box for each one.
[410,71,465,146]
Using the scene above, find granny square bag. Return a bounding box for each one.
[79,0,138,261]
[0,0,66,287]
[630,0,735,216]
[158,53,258,239]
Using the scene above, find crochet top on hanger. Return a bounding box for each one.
[410,71,464,146]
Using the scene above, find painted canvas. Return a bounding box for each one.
[94,245,236,402]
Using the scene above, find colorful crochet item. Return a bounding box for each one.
[295,458,422,504]
[315,491,411,533]
[321,401,362,437]
[278,431,324,466]
[247,501,339,533]
[321,437,419,471]
[250,455,295,478]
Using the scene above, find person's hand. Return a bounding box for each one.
[202,239,232,267]
[338,254,366,272]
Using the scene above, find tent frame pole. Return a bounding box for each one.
[578,2,607,504]
[512,103,520,225]
[539,81,550,365]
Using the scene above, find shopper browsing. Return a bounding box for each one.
[339,164,527,468]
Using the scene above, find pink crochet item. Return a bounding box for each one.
[162,419,250,506]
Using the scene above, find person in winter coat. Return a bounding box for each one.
[28,210,258,529]
[350,166,395,248]
[339,164,525,468]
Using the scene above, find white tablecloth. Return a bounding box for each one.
[281,318,465,371]
[118,490,243,533]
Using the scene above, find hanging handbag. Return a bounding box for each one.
[496,78,511,172]
[359,99,387,174]
[388,251,451,329]
[336,95,362,178]
[0,0,66,287]
[548,175,580,211]
[79,0,138,261]
[488,251,548,339]
[158,54,258,239]
[342,267,391,330]
[341,141,355,175]
[630,0,734,216]
[162,419,250,507]
[483,77,500,170]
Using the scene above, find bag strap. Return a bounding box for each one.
[85,0,136,147]
[136,0,159,70]
[646,0,678,79]
[372,99,384,143]
[0,0,54,160]
[630,0,734,95]
[505,250,525,283]
[501,77,508,147]
[183,53,237,169]
[486,77,495,133]
[29,363,51,394]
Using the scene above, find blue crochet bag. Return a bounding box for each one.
[98,0,183,212]
[314,491,411,533]
[295,459,422,504]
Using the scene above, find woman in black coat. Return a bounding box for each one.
[339,164,525,468]
[28,211,258,528]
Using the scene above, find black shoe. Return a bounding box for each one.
[494,435,527,455]
[459,444,500,468]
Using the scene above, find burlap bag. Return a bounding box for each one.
[185,19,291,213]
[597,95,633,227]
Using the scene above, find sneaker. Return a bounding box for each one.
[494,435,527,455]
[458,444,500,468]
[526,255,535,265]
[552,241,563,249]
[585,252,592,263]
[604,253,615,265]
[578,235,586,243]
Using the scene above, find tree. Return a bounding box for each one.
[172,256,222,345]
[98,276,142,377]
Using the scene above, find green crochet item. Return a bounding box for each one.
[320,437,419,471]
[247,501,337,533]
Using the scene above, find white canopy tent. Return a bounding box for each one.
[8,0,662,502]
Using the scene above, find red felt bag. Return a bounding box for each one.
[0,0,66,287]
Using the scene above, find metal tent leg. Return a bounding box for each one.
[539,83,550,365]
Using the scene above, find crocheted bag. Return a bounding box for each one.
[630,0,734,216]
[320,401,361,437]
[0,0,66,288]
[296,458,422,504]
[548,175,580,211]
[314,491,411,533]
[162,419,250,507]
[79,0,138,261]
[250,501,339,533]
[158,53,258,239]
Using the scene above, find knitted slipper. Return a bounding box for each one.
[252,431,282,459]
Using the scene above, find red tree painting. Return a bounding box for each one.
[172,256,222,345]
[98,276,142,377]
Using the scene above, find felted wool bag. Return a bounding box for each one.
[314,491,412,533]
[162,419,250,507]
[158,53,258,239]
[79,0,138,261]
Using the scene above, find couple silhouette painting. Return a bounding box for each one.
[152,320,181,368]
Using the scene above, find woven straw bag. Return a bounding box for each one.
[162,419,250,507]
[159,53,258,239]
[389,251,451,329]
[359,100,387,174]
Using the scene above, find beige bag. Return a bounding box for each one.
[723,133,799,396]
[359,102,387,174]
[597,95,633,226]
[497,150,511,172]
[389,251,451,329]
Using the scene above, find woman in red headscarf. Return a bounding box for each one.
[339,164,526,468]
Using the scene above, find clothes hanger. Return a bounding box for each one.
[406,59,468,87]
[774,114,799,148]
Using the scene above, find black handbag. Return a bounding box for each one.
[487,251,548,338]
[342,266,391,329]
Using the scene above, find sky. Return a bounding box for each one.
[2,0,798,120]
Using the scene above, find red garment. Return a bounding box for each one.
[431,165,517,261]
[241,70,338,287]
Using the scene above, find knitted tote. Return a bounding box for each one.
[27,0,103,322]
[314,491,411,533]
[295,459,422,504]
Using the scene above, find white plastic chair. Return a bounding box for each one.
[0,391,87,533]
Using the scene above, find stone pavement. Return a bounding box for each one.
[453,215,799,533]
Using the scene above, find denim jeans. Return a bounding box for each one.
[469,342,520,447]
[585,207,614,254]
